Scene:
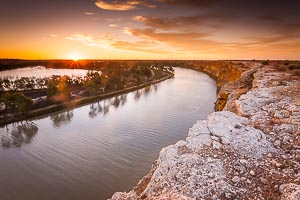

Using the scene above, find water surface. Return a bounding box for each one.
[0,68,216,200]
[0,66,89,79]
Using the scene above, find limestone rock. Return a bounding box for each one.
[207,111,276,158]
[111,111,275,200]
[232,176,241,183]
[280,183,300,200]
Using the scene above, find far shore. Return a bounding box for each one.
[0,73,174,126]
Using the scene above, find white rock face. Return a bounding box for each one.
[207,111,276,158]
[235,68,300,138]
[111,64,300,200]
[111,112,276,199]
[280,184,300,200]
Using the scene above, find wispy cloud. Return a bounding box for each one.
[64,33,176,55]
[157,0,219,7]
[106,18,122,22]
[66,34,94,43]
[108,24,118,27]
[85,12,95,15]
[132,14,230,31]
[50,34,59,37]
[145,4,157,8]
[94,0,157,11]
[95,0,142,11]
[124,28,221,52]
[65,33,115,48]
[111,40,172,54]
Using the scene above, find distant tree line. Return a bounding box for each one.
[0,59,179,71]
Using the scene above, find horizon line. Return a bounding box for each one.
[1,58,299,61]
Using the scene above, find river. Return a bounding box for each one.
[0,67,216,200]
[0,66,89,79]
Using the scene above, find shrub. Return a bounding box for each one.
[288,65,300,70]
[275,65,287,72]
[261,60,269,65]
[1,92,32,113]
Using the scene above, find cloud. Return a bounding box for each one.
[157,0,219,7]
[145,4,157,8]
[121,26,300,58]
[239,22,300,48]
[66,34,94,43]
[275,23,300,39]
[50,34,59,37]
[222,41,300,59]
[111,40,172,54]
[126,28,208,40]
[95,0,142,11]
[76,1,300,59]
[123,28,224,53]
[64,33,173,55]
[95,0,157,11]
[259,15,281,22]
[85,12,95,15]
[106,18,122,22]
[133,14,229,30]
[108,24,118,27]
[129,5,300,56]
[65,34,115,48]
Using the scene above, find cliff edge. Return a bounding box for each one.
[111,61,300,200]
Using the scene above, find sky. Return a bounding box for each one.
[0,0,300,60]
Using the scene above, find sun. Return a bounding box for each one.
[68,52,83,61]
[72,55,79,61]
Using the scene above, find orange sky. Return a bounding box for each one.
[1,0,300,60]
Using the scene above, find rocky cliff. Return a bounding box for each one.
[111,61,300,200]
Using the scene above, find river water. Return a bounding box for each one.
[0,67,216,200]
[0,66,89,79]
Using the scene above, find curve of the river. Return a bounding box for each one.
[0,68,217,200]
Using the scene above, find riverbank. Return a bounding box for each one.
[111,61,300,199]
[0,73,174,126]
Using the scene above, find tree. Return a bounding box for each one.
[1,92,32,113]
[14,93,33,112]
[2,78,11,90]
[141,66,152,78]
[85,71,102,84]
[24,77,36,90]
[106,74,124,90]
[56,76,71,101]
[35,78,46,89]
[46,78,58,97]
[0,79,4,96]
[84,80,100,96]
[15,77,27,91]
[83,71,102,96]
[46,75,70,101]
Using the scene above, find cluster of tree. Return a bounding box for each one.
[47,75,72,101]
[1,92,33,113]
[84,71,103,95]
[0,59,178,71]
[0,63,173,91]
[0,77,42,91]
[0,64,174,115]
[45,71,105,99]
